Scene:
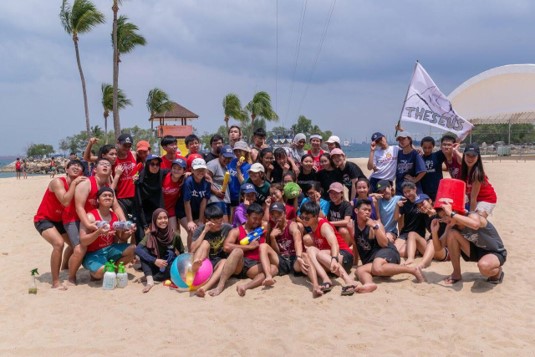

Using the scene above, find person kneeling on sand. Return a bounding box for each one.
[354,199,425,293]
[258,202,322,297]
[210,203,278,297]
[79,187,136,281]
[135,208,184,293]
[299,201,359,296]
[190,205,233,297]
[436,201,506,285]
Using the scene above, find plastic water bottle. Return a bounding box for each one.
[102,260,117,290]
[112,221,134,231]
[28,268,39,294]
[116,262,128,288]
[95,220,110,229]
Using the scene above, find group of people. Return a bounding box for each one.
[33,124,507,296]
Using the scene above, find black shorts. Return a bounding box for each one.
[370,246,401,265]
[236,257,259,279]
[209,255,226,269]
[117,197,135,218]
[278,255,297,276]
[340,250,354,273]
[34,219,66,235]
[397,233,409,241]
[461,241,507,266]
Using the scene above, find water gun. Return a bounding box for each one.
[160,248,176,272]
[240,226,265,245]
[239,156,245,164]
[221,171,230,193]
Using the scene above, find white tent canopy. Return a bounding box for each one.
[448,64,535,125]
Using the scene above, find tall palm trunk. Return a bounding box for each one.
[112,0,120,137]
[103,111,109,144]
[73,35,91,134]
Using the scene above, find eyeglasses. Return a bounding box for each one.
[300,215,313,222]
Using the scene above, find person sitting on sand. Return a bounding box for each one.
[326,182,353,246]
[34,159,86,289]
[258,202,321,297]
[353,199,425,293]
[79,187,136,281]
[190,205,233,297]
[135,208,184,293]
[394,181,427,264]
[210,203,277,297]
[436,200,506,285]
[299,201,359,296]
[373,180,402,244]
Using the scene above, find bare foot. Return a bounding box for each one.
[133,276,147,284]
[208,287,223,297]
[356,283,377,294]
[443,275,462,285]
[262,276,276,286]
[66,277,77,286]
[192,259,202,274]
[402,259,414,266]
[413,266,426,283]
[52,282,68,291]
[195,287,206,298]
[236,284,247,297]
[312,286,324,298]
[142,283,154,293]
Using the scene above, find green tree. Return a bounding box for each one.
[101,83,132,143]
[222,93,247,129]
[27,144,55,158]
[60,0,105,134]
[112,14,146,136]
[146,88,173,130]
[470,124,535,144]
[245,91,278,130]
[291,115,313,135]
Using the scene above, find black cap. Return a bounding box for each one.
[376,179,391,192]
[269,202,286,213]
[371,132,385,142]
[117,133,133,145]
[464,143,480,156]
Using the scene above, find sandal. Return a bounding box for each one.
[320,282,333,293]
[487,270,504,285]
[341,285,356,296]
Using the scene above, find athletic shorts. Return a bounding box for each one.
[209,255,226,269]
[236,257,259,279]
[176,209,200,221]
[397,232,409,241]
[82,243,130,273]
[64,221,81,246]
[476,201,496,216]
[207,201,231,216]
[461,241,506,266]
[364,246,401,265]
[278,255,297,276]
[230,199,240,208]
[340,249,354,273]
[34,219,66,235]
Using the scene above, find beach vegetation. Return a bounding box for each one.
[223,93,248,129]
[101,83,132,143]
[26,144,55,158]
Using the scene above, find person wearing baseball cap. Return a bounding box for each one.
[228,140,252,218]
[307,134,325,172]
[368,131,399,193]
[326,135,341,152]
[461,143,497,218]
[232,183,259,227]
[179,158,211,250]
[114,132,138,220]
[206,145,235,222]
[330,148,365,201]
[245,162,270,206]
[327,182,353,247]
[394,130,426,196]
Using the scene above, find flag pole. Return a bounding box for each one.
[394,60,419,139]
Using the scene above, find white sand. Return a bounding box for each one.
[1,158,534,355]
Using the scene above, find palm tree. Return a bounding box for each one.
[146,88,173,130]
[101,83,132,143]
[245,91,279,130]
[60,0,105,134]
[222,93,247,129]
[111,0,121,139]
[111,14,146,136]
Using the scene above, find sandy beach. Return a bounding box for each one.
[1,158,534,356]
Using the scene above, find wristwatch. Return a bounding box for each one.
[331,256,338,261]
[373,224,380,230]
[450,212,457,218]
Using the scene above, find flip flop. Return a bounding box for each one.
[487,270,504,284]
[320,282,333,293]
[443,275,462,285]
[341,285,356,296]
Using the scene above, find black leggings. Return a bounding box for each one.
[140,258,171,281]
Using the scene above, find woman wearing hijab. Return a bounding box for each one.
[134,154,165,243]
[135,208,184,293]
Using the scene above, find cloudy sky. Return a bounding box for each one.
[1,0,534,155]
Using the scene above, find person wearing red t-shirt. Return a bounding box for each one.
[299,201,358,296]
[79,187,135,280]
[159,135,185,170]
[208,203,276,297]
[15,158,22,180]
[33,159,86,288]
[440,135,462,179]
[111,133,138,219]
[307,134,325,172]
[161,158,187,234]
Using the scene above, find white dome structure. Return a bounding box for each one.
[449,64,535,125]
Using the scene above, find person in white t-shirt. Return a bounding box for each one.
[367,132,399,193]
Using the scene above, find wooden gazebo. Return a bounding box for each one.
[149,102,199,155]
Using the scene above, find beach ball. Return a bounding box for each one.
[170,253,213,291]
[283,182,301,199]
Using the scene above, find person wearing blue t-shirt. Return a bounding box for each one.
[395,131,426,195]
[373,180,402,244]
[420,136,445,201]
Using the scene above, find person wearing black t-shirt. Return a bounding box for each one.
[330,148,365,201]
[327,182,353,246]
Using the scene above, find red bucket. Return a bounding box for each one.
[434,178,466,214]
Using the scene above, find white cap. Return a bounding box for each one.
[248,163,265,173]
[326,135,340,144]
[191,158,207,170]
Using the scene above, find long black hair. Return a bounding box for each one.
[461,151,485,183]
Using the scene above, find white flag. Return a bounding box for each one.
[401,62,473,140]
